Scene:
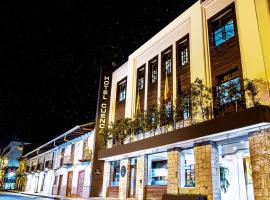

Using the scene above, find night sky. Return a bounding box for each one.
[0,0,197,146]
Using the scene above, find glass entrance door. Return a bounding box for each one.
[129,158,137,198]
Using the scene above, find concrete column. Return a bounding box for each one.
[119,159,130,199]
[194,142,221,200]
[102,161,110,197]
[249,130,270,200]
[167,148,181,194]
[136,155,147,200]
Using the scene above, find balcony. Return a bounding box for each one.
[102,78,267,149]
[63,155,74,166]
[79,148,92,162]
[99,105,270,159]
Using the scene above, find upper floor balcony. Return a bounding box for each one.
[63,155,74,166]
[100,78,269,151]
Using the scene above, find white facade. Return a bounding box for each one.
[25,128,95,198]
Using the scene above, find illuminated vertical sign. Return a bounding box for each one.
[90,66,113,197]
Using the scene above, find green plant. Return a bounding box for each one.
[145,105,159,135]
[244,78,260,107]
[190,78,212,122]
[100,126,111,148]
[220,166,230,193]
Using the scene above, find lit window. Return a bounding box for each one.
[165,59,172,75]
[211,9,235,46]
[138,77,144,90]
[137,67,145,90]
[150,59,158,83]
[109,160,120,186]
[178,38,189,66]
[163,50,172,75]
[118,80,126,102]
[218,75,241,105]
[182,95,190,120]
[165,101,172,117]
[181,149,195,187]
[148,152,168,186]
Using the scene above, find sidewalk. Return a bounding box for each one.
[16,191,120,200]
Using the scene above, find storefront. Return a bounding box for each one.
[219,141,254,200]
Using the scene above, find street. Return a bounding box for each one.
[0,192,52,200]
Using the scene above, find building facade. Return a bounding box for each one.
[97,0,270,200]
[23,123,95,198]
[1,141,27,190]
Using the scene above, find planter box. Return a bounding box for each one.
[162,194,207,200]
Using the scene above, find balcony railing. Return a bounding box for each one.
[102,78,263,149]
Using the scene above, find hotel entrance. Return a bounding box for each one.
[219,140,254,200]
[128,158,137,198]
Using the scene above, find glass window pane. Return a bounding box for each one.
[148,152,168,186]
[181,149,195,187]
[110,161,120,186]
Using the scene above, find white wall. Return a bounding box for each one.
[25,131,94,198]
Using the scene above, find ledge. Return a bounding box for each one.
[98,105,270,159]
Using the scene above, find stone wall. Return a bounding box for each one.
[167,148,180,194]
[167,143,221,200]
[193,143,221,200]
[119,159,130,199]
[136,155,147,200]
[249,130,270,200]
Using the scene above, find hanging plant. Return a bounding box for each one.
[220,166,230,193]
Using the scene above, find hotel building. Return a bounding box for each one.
[23,123,95,198]
[96,0,270,200]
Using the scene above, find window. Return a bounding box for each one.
[163,49,172,75]
[165,101,172,118]
[70,144,75,163]
[182,95,190,120]
[178,38,189,67]
[118,80,126,102]
[211,9,235,46]
[60,148,65,167]
[109,160,120,186]
[148,152,168,186]
[137,67,145,90]
[150,59,158,83]
[82,138,91,160]
[218,72,241,105]
[181,149,195,187]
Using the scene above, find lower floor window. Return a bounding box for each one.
[181,149,195,187]
[109,160,120,186]
[148,152,168,186]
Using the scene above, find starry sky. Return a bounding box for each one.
[0,0,197,146]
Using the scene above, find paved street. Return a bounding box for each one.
[0,192,121,200]
[0,192,52,199]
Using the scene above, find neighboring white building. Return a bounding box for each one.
[23,122,95,198]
